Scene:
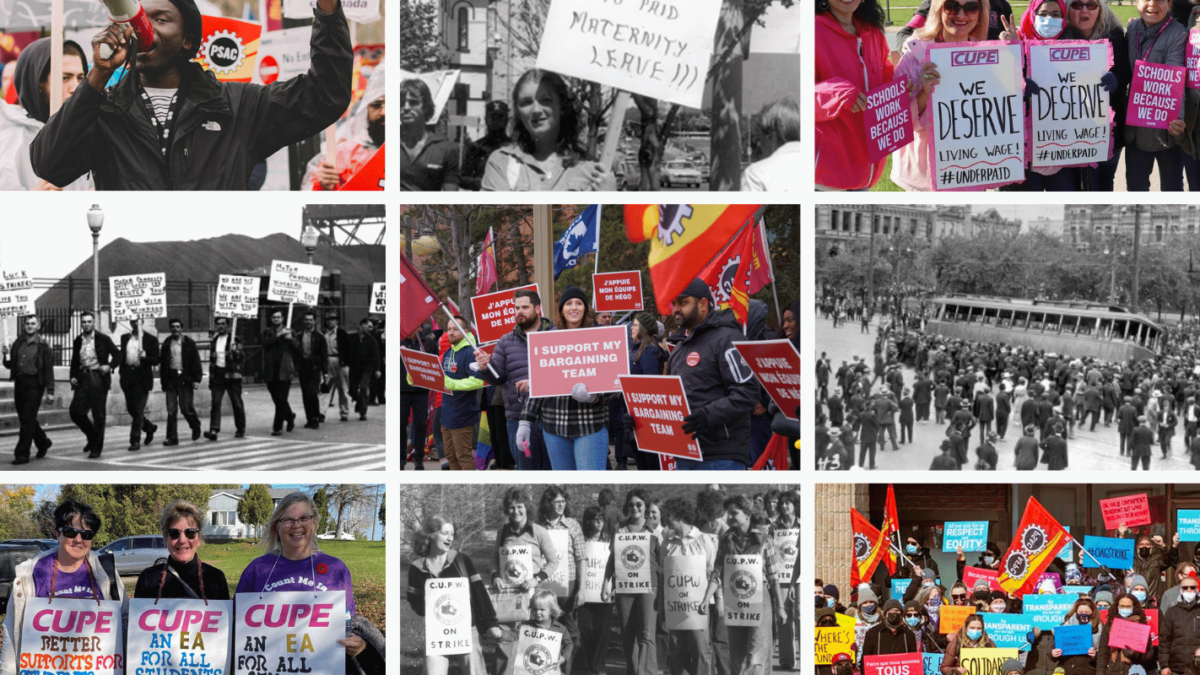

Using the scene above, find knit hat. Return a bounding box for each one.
[858,587,879,605]
[883,599,904,614]
[557,285,588,317]
[922,568,937,580]
[1094,590,1114,606]
[1127,574,1149,590]
[825,584,841,601]
[1002,659,1024,675]
[166,0,204,59]
[635,312,658,336]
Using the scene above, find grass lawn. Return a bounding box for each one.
[885,2,1142,27]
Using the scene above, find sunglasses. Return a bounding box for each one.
[952,593,968,599]
[60,527,95,540]
[1069,1,1100,8]
[905,612,921,617]
[167,528,199,541]
[943,1,982,13]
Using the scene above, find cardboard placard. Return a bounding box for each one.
[943,521,990,552]
[958,648,1019,675]
[723,554,763,627]
[1127,60,1184,130]
[1082,535,1133,568]
[470,284,539,343]
[0,269,33,318]
[216,274,260,319]
[266,260,322,307]
[983,613,1033,649]
[663,555,707,631]
[1099,494,1151,528]
[928,41,1026,190]
[1179,509,1200,541]
[864,79,915,162]
[129,598,232,674]
[1027,41,1112,167]
[1023,594,1078,629]
[399,347,447,394]
[614,533,652,594]
[1107,618,1151,652]
[815,626,857,665]
[962,566,1003,592]
[774,528,799,583]
[369,282,385,314]
[233,591,344,675]
[864,652,924,675]
[733,340,800,421]
[498,545,535,589]
[424,578,472,656]
[19,597,124,675]
[545,529,570,597]
[1190,29,1200,88]
[110,273,167,321]
[1055,624,1093,656]
[939,604,974,634]
[592,271,644,312]
[579,541,610,604]
[619,375,702,461]
[528,325,629,398]
[514,624,563,675]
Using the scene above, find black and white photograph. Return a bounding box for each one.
[813,204,1200,472]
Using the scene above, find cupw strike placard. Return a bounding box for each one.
[470,284,539,343]
[545,530,571,597]
[128,599,232,675]
[619,375,702,461]
[733,340,800,421]
[579,541,611,604]
[498,545,534,587]
[20,597,125,675]
[527,325,629,398]
[425,578,472,656]
[592,271,644,312]
[663,555,707,630]
[234,591,344,675]
[774,529,800,583]
[723,554,764,627]
[514,625,563,675]
[614,533,652,594]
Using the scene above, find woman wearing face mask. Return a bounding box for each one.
[896,534,940,585]
[914,585,946,637]
[1126,574,1159,609]
[988,590,1012,614]
[1096,593,1156,675]
[906,600,946,653]
[862,599,920,658]
[941,615,996,675]
[1026,597,1100,675]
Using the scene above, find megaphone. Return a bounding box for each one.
[96,0,155,60]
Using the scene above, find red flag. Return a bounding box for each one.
[698,218,773,325]
[851,508,890,588]
[624,204,763,314]
[883,485,900,574]
[476,228,498,296]
[751,433,789,470]
[193,15,262,83]
[400,252,440,338]
[997,497,1070,597]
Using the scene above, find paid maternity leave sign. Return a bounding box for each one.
[619,375,702,461]
[234,591,344,675]
[928,41,1025,190]
[424,578,472,656]
[128,598,232,675]
[864,79,914,163]
[20,597,125,674]
[1027,41,1112,168]
[528,325,630,397]
[1127,59,1184,130]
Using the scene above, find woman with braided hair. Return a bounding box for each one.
[134,500,230,601]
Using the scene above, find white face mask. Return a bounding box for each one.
[1183,590,1198,603]
[1034,15,1064,37]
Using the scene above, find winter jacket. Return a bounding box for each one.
[1096,614,1157,675]
[1015,436,1040,469]
[29,3,352,189]
[861,622,920,658]
[1026,616,1100,675]
[1130,544,1172,601]
[479,318,555,420]
[814,13,894,190]
[1160,596,1200,675]
[1125,17,1188,153]
[942,633,997,675]
[441,337,486,429]
[3,333,55,393]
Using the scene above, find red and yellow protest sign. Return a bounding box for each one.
[400,347,446,393]
[527,325,629,398]
[470,284,539,343]
[195,15,261,83]
[592,271,644,312]
[619,375,702,461]
[998,497,1070,596]
[734,340,800,421]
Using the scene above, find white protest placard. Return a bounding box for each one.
[254,28,310,85]
[234,591,344,675]
[110,273,167,322]
[929,41,1025,190]
[217,275,260,320]
[370,282,385,314]
[723,554,764,627]
[20,597,125,674]
[774,528,799,583]
[341,0,379,23]
[266,260,322,307]
[580,541,611,604]
[1027,41,1112,168]
[0,270,34,318]
[545,529,570,597]
[663,555,708,630]
[128,598,232,675]
[513,624,563,675]
[425,578,472,656]
[498,545,535,588]
[535,0,722,109]
[614,532,652,594]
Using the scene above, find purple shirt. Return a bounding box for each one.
[33,555,98,599]
[235,551,356,614]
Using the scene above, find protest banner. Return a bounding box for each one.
[400,253,442,337]
[733,340,800,421]
[498,544,534,588]
[864,653,924,675]
[580,541,610,604]
[1190,30,1200,89]
[0,269,33,319]
[110,273,167,322]
[892,578,913,599]
[253,27,308,84]
[369,282,385,314]
[195,15,261,83]
[216,274,260,320]
[619,375,702,461]
[963,566,1003,592]
[928,41,1025,190]
[923,653,945,675]
[864,79,914,162]
[723,554,763,627]
[1108,618,1152,651]
[592,271,644,312]
[774,528,799,583]
[470,284,539,343]
[943,521,990,552]
[528,325,629,398]
[534,0,723,109]
[816,625,856,665]
[1027,41,1112,167]
[339,146,385,191]
[1099,494,1151,528]
[1054,624,1093,656]
[399,348,446,394]
[233,591,345,675]
[940,605,974,634]
[266,260,323,315]
[1127,60,1185,130]
[19,597,124,674]
[983,614,1033,649]
[423,579,472,656]
[1024,594,1078,629]
[544,529,570,597]
[615,533,653,594]
[1179,509,1200,541]
[513,624,562,675]
[1082,535,1133,568]
[1063,585,1093,595]
[959,648,1018,675]
[129,598,232,673]
[663,555,708,630]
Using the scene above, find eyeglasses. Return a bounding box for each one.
[951,593,968,599]
[943,1,981,13]
[59,527,95,540]
[167,528,199,541]
[400,97,424,109]
[1069,1,1099,8]
[279,515,315,527]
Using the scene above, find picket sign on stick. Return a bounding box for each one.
[599,91,632,170]
[441,304,500,380]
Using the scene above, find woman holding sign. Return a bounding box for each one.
[0,499,128,675]
[774,491,802,670]
[537,487,585,675]
[624,313,666,471]
[607,488,661,675]
[1066,0,1131,191]
[1123,0,1188,191]
[575,506,615,675]
[1026,597,1099,675]
[1095,592,1156,675]
[657,496,718,675]
[940,614,996,674]
[133,500,230,601]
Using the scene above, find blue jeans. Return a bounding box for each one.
[1125,143,1183,191]
[674,458,747,471]
[506,419,549,470]
[543,428,609,470]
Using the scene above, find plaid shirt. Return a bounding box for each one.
[712,526,780,584]
[542,516,585,585]
[521,391,612,438]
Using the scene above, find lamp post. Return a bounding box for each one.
[301,226,319,265]
[87,205,103,315]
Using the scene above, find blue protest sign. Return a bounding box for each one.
[1179,510,1200,542]
[983,613,1034,649]
[1057,526,1073,562]
[891,578,913,599]
[1054,624,1093,656]
[1063,585,1093,595]
[943,521,990,552]
[1083,535,1134,569]
[1024,594,1078,629]
[923,652,944,675]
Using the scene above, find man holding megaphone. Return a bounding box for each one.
[28,0,353,190]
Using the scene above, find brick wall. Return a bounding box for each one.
[815,483,870,594]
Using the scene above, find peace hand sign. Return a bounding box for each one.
[999,14,1020,40]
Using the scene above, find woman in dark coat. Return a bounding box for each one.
[1096,593,1157,675]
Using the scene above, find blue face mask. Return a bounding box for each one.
[967,628,983,640]
[1132,590,1147,603]
[907,617,921,627]
[1034,15,1064,37]
[1118,607,1134,618]
[906,544,918,554]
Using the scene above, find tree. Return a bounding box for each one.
[314,487,331,535]
[322,484,371,537]
[378,500,385,528]
[237,485,274,540]
[57,485,216,546]
[0,485,37,540]
[399,0,447,73]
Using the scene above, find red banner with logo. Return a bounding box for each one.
[733,340,799,421]
[399,253,440,338]
[998,497,1070,597]
[194,15,261,83]
[527,325,629,398]
[619,375,702,461]
[852,508,889,587]
[470,284,539,343]
[593,271,644,312]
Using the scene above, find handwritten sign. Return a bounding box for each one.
[1027,41,1112,167]
[545,529,570,597]
[528,325,629,398]
[963,566,1003,592]
[592,271,644,312]
[470,284,539,343]
[939,604,974,634]
[774,528,799,583]
[534,0,723,108]
[369,282,385,314]
[983,614,1033,649]
[1099,493,1151,528]
[216,275,260,320]
[864,652,924,675]
[1055,623,1093,656]
[958,648,1018,675]
[1107,618,1151,652]
[614,533,652,594]
[1179,509,1200,541]
[110,273,167,322]
[663,555,707,630]
[864,80,914,162]
[928,41,1025,190]
[579,541,611,604]
[233,591,344,675]
[498,545,534,588]
[266,260,322,307]
[620,375,702,461]
[733,340,801,421]
[1082,535,1133,568]
[129,598,232,675]
[923,653,945,675]
[424,578,471,656]
[723,554,763,627]
[1024,594,1077,629]
[0,270,33,318]
[1127,60,1184,130]
[943,521,990,552]
[399,347,446,394]
[513,624,562,675]
[816,625,857,665]
[19,597,124,675]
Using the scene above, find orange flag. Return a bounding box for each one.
[851,508,890,587]
[997,497,1070,597]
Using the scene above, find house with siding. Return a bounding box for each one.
[205,488,299,539]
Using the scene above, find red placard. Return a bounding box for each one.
[1107,618,1151,652]
[528,326,629,398]
[340,145,385,191]
[399,347,446,393]
[592,271,644,312]
[734,340,800,421]
[470,284,539,343]
[962,566,1003,592]
[660,455,677,470]
[619,375,702,462]
[1100,494,1151,529]
[477,342,498,358]
[864,653,924,675]
[1147,608,1159,646]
